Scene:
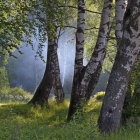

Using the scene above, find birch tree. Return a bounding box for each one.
[98,0,140,132]
[68,0,85,120]
[68,0,113,120]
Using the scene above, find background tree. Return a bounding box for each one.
[29,0,70,105]
[68,0,86,120]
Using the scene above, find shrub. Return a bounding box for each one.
[0,87,32,103]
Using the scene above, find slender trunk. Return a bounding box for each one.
[29,28,64,106]
[98,1,140,132]
[85,21,113,101]
[53,45,65,103]
[68,0,85,120]
[80,0,112,101]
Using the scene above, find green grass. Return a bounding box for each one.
[0,92,140,140]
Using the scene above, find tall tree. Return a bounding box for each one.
[83,0,112,101]
[98,0,140,133]
[68,0,85,120]
[29,0,67,105]
[68,0,113,120]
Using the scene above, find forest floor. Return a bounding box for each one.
[0,93,140,140]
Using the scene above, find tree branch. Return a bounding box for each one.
[59,25,99,30]
[58,5,102,15]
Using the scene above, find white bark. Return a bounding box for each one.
[79,0,113,97]
[75,0,85,73]
[68,0,85,120]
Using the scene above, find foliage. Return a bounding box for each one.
[84,1,103,60]
[84,1,117,72]
[0,0,34,55]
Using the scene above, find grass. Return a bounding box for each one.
[0,92,140,140]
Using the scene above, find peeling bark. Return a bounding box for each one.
[98,0,140,132]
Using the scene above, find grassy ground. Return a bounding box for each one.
[0,93,140,140]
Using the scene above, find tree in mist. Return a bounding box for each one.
[29,0,68,105]
[98,0,140,132]
[29,25,64,105]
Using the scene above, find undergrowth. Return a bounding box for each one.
[0,92,140,140]
[0,87,32,103]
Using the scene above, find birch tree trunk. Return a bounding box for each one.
[80,0,112,101]
[68,0,112,120]
[29,28,64,106]
[98,0,140,132]
[67,0,85,120]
